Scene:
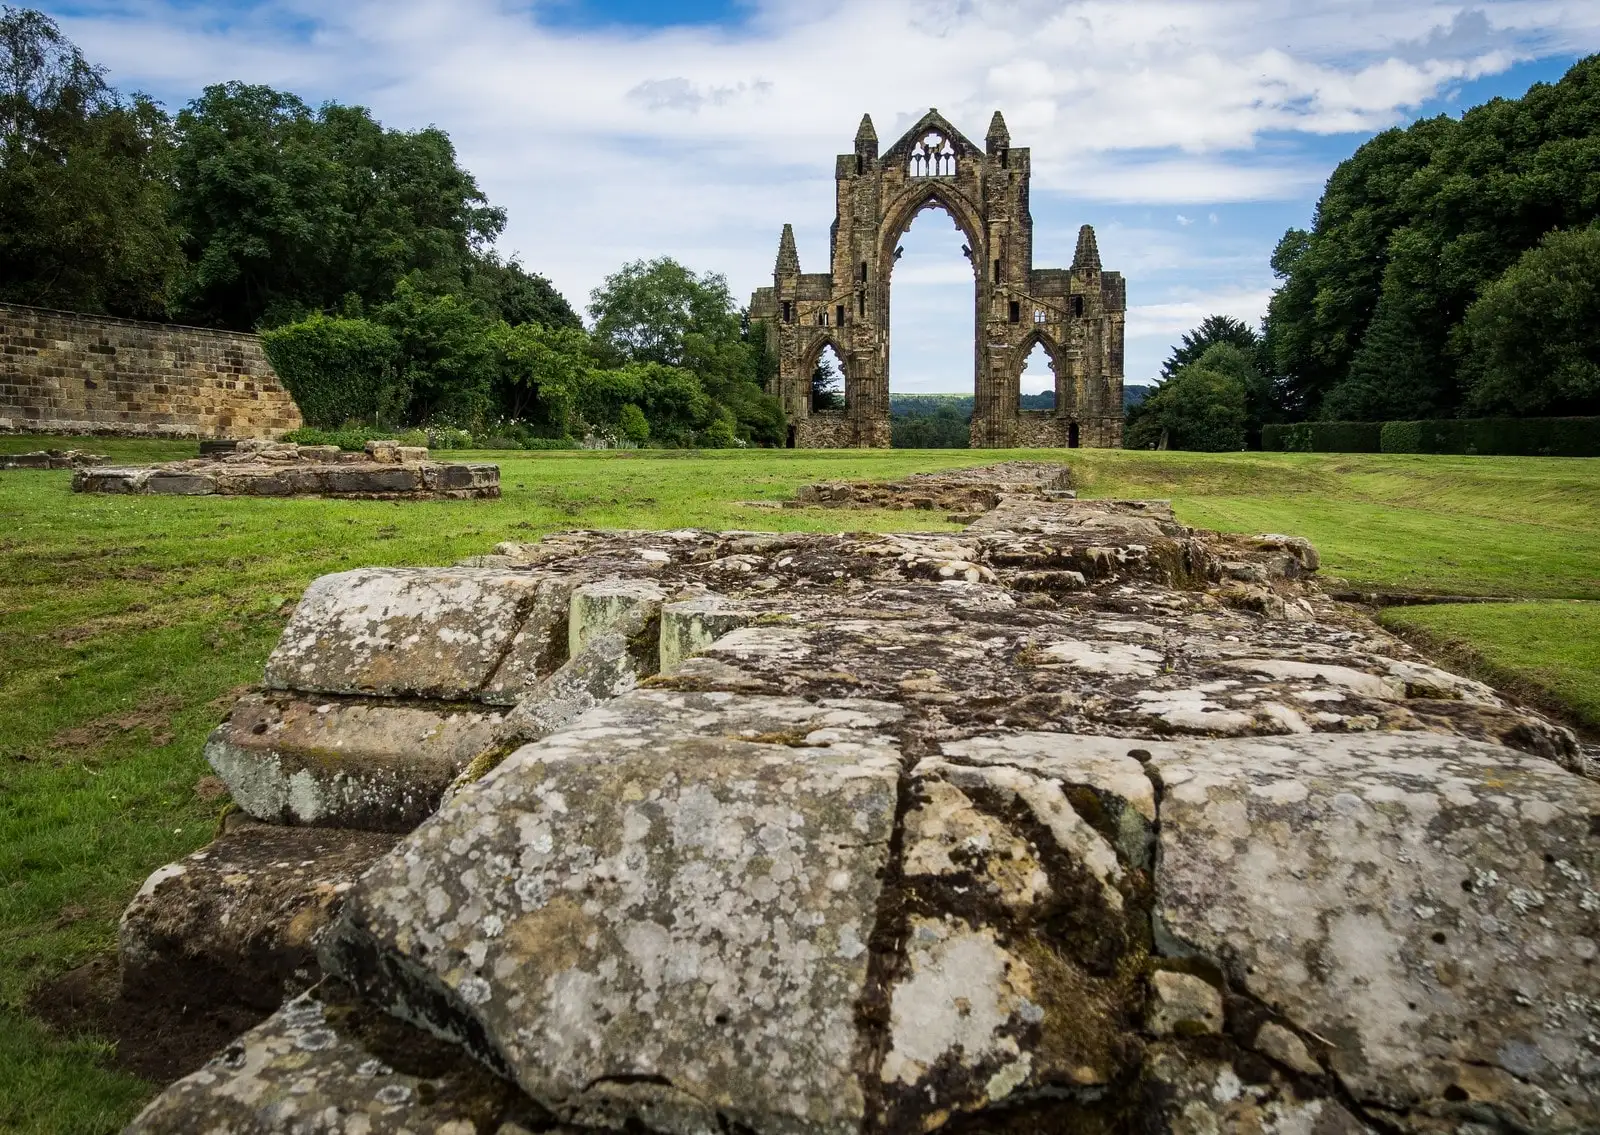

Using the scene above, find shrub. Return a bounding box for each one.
[1262,421,1382,452]
[261,316,402,429]
[1125,364,1248,451]
[282,425,426,451]
[618,403,650,446]
[423,426,473,450]
[1379,420,1422,453]
[524,437,578,450]
[1380,417,1600,456]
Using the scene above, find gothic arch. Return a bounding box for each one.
[800,333,852,411]
[878,185,984,276]
[751,109,1126,449]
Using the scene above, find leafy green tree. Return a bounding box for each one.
[0,7,181,316]
[373,280,497,425]
[589,257,782,444]
[489,319,591,430]
[1462,225,1600,415]
[1264,55,1600,420]
[618,402,650,445]
[467,254,580,330]
[1125,355,1248,451]
[1159,315,1258,380]
[588,257,736,367]
[168,82,507,330]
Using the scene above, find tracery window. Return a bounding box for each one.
[908,132,956,178]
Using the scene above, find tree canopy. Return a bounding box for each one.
[1263,54,1600,421]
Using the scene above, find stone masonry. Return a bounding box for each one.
[119,465,1595,1134]
[751,112,1126,450]
[74,438,499,499]
[0,302,303,439]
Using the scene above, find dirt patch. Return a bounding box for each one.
[50,694,185,751]
[27,953,266,1086]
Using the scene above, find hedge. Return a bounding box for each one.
[1261,421,1382,452]
[1263,417,1599,456]
[260,316,402,429]
[1378,417,1600,456]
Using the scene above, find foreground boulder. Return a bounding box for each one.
[124,465,1596,1134]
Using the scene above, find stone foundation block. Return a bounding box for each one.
[119,816,398,1013]
[1152,731,1600,1131]
[266,569,552,699]
[205,693,510,830]
[323,691,902,1135]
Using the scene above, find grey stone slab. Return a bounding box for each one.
[122,989,550,1134]
[323,691,903,1135]
[205,692,511,830]
[144,472,217,495]
[568,577,666,655]
[1151,731,1600,1131]
[659,595,757,673]
[265,568,550,699]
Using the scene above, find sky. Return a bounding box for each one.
[39,0,1600,392]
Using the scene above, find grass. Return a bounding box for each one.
[1,437,1596,1132]
[1379,601,1600,732]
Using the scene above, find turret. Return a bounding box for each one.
[985,111,1010,155]
[776,224,800,279]
[854,114,878,163]
[1072,224,1102,271]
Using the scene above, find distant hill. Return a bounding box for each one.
[1125,385,1152,409]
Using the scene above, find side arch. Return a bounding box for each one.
[799,333,851,411]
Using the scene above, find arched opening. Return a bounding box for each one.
[812,343,846,412]
[887,201,976,448]
[1069,422,1080,448]
[1019,341,1055,411]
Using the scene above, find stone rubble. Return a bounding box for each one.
[120,464,1597,1134]
[0,447,107,469]
[73,438,499,498]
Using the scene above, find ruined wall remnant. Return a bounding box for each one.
[751,111,1126,450]
[0,302,303,440]
[74,439,499,499]
[119,465,1596,1134]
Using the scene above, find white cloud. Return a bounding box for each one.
[46,0,1600,379]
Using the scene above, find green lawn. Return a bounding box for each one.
[1,439,1596,1132]
[1379,601,1600,731]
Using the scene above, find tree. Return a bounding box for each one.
[373,280,497,426]
[466,254,580,330]
[168,82,507,330]
[1159,314,1258,380]
[588,257,738,368]
[589,258,782,445]
[0,7,181,316]
[1125,355,1248,451]
[1264,54,1600,420]
[1462,225,1600,416]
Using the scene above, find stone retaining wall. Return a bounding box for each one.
[0,302,302,439]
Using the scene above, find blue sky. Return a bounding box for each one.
[42,1,1600,391]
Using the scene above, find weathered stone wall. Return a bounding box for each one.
[119,467,1596,1135]
[0,303,303,439]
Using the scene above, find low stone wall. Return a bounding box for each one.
[73,439,498,500]
[118,465,1596,1134]
[792,411,891,448]
[0,302,302,439]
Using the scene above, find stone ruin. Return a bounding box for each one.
[787,460,1074,515]
[1,447,106,469]
[114,465,1597,1134]
[751,110,1125,450]
[73,438,499,499]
